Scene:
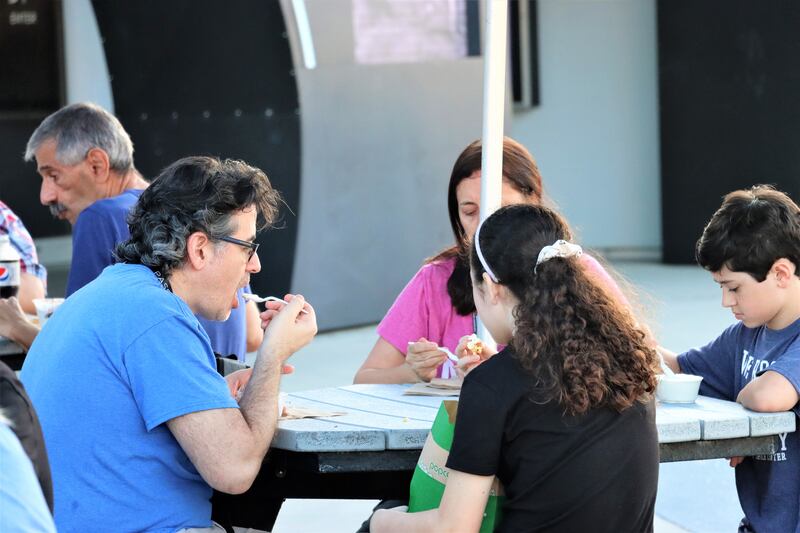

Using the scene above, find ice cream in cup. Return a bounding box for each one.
[32,298,65,327]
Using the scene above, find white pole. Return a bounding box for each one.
[477,0,508,348]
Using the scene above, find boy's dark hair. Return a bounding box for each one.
[696,185,800,281]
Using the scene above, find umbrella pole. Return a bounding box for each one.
[477,0,508,348]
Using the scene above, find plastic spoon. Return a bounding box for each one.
[407,341,459,363]
[243,293,309,314]
[658,352,676,376]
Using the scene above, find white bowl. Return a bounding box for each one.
[656,374,703,404]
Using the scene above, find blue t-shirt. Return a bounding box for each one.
[21,264,238,533]
[679,318,800,533]
[66,188,143,297]
[0,423,56,533]
[67,189,251,360]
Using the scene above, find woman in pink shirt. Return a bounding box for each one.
[353,137,625,384]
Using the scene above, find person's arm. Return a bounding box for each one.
[356,263,454,384]
[0,425,56,533]
[371,469,493,532]
[224,364,294,399]
[374,371,503,531]
[244,299,263,353]
[737,371,800,412]
[18,272,45,315]
[0,362,54,510]
[355,337,451,383]
[354,337,418,384]
[0,298,39,351]
[676,324,742,401]
[167,295,316,494]
[656,346,681,374]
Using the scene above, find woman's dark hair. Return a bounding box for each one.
[471,204,657,415]
[696,185,800,281]
[431,137,544,315]
[115,156,281,277]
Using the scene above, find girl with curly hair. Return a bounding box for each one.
[371,204,659,533]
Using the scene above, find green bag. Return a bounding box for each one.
[407,400,504,532]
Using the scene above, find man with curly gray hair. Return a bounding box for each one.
[21,156,318,533]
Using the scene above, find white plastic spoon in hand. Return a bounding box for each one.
[659,354,675,376]
[243,293,309,314]
[438,346,461,364]
[407,342,459,363]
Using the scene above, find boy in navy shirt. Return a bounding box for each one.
[662,185,800,533]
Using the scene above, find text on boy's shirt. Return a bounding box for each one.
[741,350,772,381]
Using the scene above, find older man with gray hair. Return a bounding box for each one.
[25,102,149,295]
[23,103,262,361]
[21,156,317,532]
[0,103,148,349]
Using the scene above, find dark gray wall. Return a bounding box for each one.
[659,0,800,262]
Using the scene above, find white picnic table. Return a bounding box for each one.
[212,383,797,531]
[274,384,796,461]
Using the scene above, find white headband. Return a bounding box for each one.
[473,218,499,283]
[535,240,583,273]
[475,220,582,280]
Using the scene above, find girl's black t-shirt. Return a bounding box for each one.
[447,348,658,533]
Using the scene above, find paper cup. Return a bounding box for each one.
[32,298,65,327]
[656,373,703,403]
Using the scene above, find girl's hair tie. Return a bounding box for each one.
[535,240,583,273]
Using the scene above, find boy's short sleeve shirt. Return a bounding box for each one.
[678,318,800,532]
[676,323,741,400]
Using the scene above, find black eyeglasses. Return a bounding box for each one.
[218,235,259,260]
